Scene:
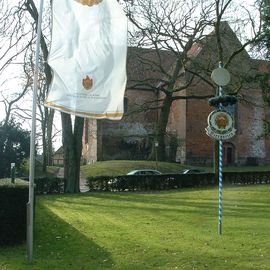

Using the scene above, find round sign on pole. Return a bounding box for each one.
[205,110,236,141]
[211,67,231,86]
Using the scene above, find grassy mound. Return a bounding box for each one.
[0,178,29,187]
[81,160,192,177]
[81,160,270,179]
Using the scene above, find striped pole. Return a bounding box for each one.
[218,62,223,235]
[218,139,223,234]
[211,62,231,235]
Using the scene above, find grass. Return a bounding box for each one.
[0,178,28,187]
[46,166,60,176]
[81,160,188,177]
[81,160,270,178]
[222,165,270,172]
[0,185,269,269]
[20,158,60,178]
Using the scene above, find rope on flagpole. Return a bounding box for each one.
[27,0,44,264]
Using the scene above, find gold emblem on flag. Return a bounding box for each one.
[74,0,102,6]
[82,76,93,90]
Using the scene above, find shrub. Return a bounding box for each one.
[35,177,64,194]
[86,172,270,192]
[0,179,28,246]
[20,177,64,194]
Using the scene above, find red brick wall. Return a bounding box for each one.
[185,80,214,164]
[98,89,158,160]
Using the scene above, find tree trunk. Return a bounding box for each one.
[41,126,47,173]
[47,109,55,166]
[155,93,173,161]
[61,112,84,193]
[41,105,48,173]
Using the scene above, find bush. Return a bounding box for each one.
[86,172,270,192]
[0,179,28,246]
[35,177,64,194]
[246,157,259,166]
[20,177,64,194]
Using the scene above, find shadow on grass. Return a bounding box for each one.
[0,203,114,270]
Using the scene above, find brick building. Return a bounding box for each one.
[82,23,270,166]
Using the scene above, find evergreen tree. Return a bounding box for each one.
[260,0,270,57]
[0,120,30,178]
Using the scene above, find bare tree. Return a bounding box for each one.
[0,0,59,174]
[123,0,216,160]
[0,1,36,124]
[124,0,261,161]
[0,1,34,75]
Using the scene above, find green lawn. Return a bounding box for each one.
[81,160,270,178]
[0,185,269,269]
[81,160,187,176]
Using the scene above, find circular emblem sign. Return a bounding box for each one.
[205,110,236,141]
[211,67,231,86]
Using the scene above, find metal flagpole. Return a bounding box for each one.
[27,0,44,263]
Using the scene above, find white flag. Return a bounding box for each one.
[45,0,127,120]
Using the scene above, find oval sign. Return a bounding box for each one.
[211,67,231,86]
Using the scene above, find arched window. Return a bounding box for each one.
[223,142,235,165]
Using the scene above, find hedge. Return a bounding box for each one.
[0,179,29,246]
[20,177,64,194]
[86,171,270,192]
[34,177,64,194]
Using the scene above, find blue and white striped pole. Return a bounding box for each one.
[218,63,223,235]
[210,63,232,235]
[218,138,223,234]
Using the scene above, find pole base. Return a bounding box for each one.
[218,222,222,235]
[26,202,33,264]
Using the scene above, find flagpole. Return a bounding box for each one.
[27,0,44,264]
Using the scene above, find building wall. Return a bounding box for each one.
[82,81,270,166]
[234,88,266,164]
[82,89,158,163]
[185,80,214,165]
[167,90,187,163]
[53,153,64,166]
